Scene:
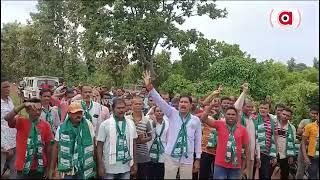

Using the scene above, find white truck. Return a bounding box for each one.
[19,76,59,99]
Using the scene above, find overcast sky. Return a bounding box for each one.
[1,1,319,66]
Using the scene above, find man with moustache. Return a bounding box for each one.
[49,102,96,179]
[234,83,260,179]
[75,85,105,135]
[4,98,53,178]
[1,77,17,178]
[252,101,278,179]
[143,71,202,179]
[97,98,138,179]
[201,105,250,179]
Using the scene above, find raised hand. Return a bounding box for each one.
[217,84,223,92]
[142,71,152,87]
[241,83,249,93]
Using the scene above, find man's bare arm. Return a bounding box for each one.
[4,103,25,127]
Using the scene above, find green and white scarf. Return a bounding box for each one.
[22,118,44,175]
[240,113,249,159]
[114,116,132,164]
[171,112,191,158]
[150,120,165,162]
[58,117,95,179]
[254,114,277,157]
[43,108,55,133]
[207,114,220,148]
[81,100,93,122]
[285,123,296,156]
[225,123,238,167]
[240,113,247,127]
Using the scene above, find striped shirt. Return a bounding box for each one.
[126,114,152,163]
[263,116,278,155]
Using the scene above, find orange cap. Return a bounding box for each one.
[68,102,83,113]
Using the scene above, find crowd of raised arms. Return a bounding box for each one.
[1,71,319,180]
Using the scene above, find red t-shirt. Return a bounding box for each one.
[9,115,53,171]
[208,120,249,169]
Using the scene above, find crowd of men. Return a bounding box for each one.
[1,71,319,179]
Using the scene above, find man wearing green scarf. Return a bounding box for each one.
[39,88,61,134]
[75,85,106,135]
[202,101,250,179]
[276,107,296,179]
[49,102,96,179]
[143,71,202,179]
[252,101,278,179]
[149,106,169,179]
[199,90,223,179]
[4,98,53,179]
[234,83,260,179]
[97,98,138,179]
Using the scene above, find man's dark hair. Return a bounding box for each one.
[221,96,231,102]
[80,85,92,92]
[283,107,293,114]
[179,95,192,104]
[225,106,238,115]
[1,76,9,83]
[112,98,126,110]
[275,103,286,109]
[26,98,41,103]
[40,88,53,96]
[310,105,319,113]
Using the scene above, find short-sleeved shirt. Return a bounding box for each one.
[126,114,152,163]
[1,97,17,150]
[10,115,53,171]
[277,122,296,159]
[97,118,137,174]
[303,122,319,157]
[298,119,312,129]
[211,120,249,169]
[40,106,61,134]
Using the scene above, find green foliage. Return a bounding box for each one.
[85,71,114,87]
[153,50,172,87]
[273,81,319,126]
[159,74,195,96]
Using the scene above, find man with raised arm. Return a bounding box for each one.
[233,83,260,179]
[143,71,202,179]
[201,104,250,179]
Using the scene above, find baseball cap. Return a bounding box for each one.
[68,102,83,113]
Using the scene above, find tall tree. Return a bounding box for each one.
[30,0,68,77]
[64,0,227,78]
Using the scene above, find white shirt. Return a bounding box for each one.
[146,107,170,150]
[41,106,61,133]
[75,100,104,135]
[276,122,296,159]
[1,97,17,150]
[150,119,169,163]
[97,118,137,174]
